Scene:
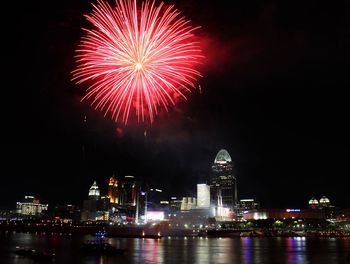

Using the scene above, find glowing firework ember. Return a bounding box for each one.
[72,0,202,124]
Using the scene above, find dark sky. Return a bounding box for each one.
[2,0,349,209]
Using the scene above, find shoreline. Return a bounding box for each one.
[1,223,349,238]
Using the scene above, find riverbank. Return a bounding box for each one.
[1,222,349,238]
[200,228,350,238]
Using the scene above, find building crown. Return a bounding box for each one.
[214,149,232,164]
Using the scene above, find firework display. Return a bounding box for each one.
[72,0,202,123]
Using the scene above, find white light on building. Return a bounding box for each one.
[146,211,164,221]
[253,212,268,220]
[16,196,48,216]
[180,197,197,211]
[88,181,100,197]
[217,206,230,217]
[197,184,210,208]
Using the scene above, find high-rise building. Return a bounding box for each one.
[197,184,210,208]
[82,181,108,221]
[119,176,140,207]
[211,149,237,209]
[119,175,141,223]
[108,175,119,204]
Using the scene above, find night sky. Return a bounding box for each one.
[2,0,349,209]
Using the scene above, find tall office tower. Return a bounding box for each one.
[119,176,140,207]
[108,175,119,204]
[211,149,237,209]
[82,181,101,221]
[197,184,210,208]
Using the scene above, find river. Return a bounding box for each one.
[0,232,349,263]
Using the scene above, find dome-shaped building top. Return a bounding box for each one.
[308,197,319,205]
[308,197,319,209]
[214,149,232,164]
[319,196,330,206]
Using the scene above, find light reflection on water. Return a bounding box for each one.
[0,232,349,264]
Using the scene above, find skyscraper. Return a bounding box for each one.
[119,175,141,223]
[108,175,119,204]
[119,176,140,207]
[211,149,237,209]
[82,181,106,221]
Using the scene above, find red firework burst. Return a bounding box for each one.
[72,0,203,124]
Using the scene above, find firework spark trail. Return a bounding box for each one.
[72,0,203,124]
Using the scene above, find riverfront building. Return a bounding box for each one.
[16,196,48,216]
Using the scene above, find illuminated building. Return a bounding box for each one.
[211,149,237,210]
[119,176,140,206]
[145,211,165,221]
[308,196,334,219]
[119,176,141,223]
[197,184,210,208]
[169,197,182,212]
[180,197,196,211]
[318,196,336,220]
[108,175,119,204]
[308,197,319,209]
[16,196,48,216]
[82,181,108,221]
[88,181,100,200]
[319,196,331,207]
[243,208,324,220]
[168,207,214,227]
[96,196,110,221]
[240,199,260,210]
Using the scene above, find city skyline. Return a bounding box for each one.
[2,0,349,210]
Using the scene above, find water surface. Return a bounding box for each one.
[0,232,349,263]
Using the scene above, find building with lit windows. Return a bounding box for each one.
[197,184,210,208]
[319,196,331,207]
[211,149,237,210]
[81,181,108,221]
[180,197,197,211]
[243,208,324,220]
[88,181,100,200]
[308,197,319,209]
[108,175,119,204]
[118,176,141,223]
[169,197,182,212]
[16,196,48,216]
[119,176,140,207]
[240,199,260,210]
